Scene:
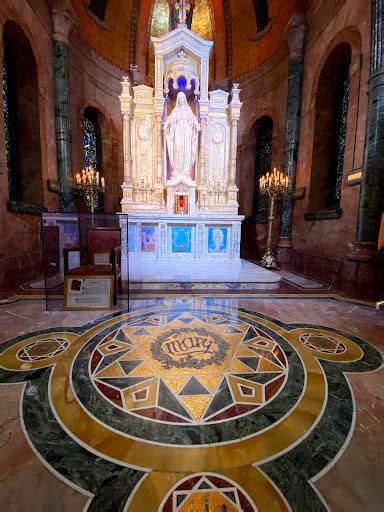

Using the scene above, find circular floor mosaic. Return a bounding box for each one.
[89,312,288,426]
[0,300,381,512]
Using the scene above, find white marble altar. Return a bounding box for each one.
[119,16,244,271]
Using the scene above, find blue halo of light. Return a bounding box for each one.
[177,76,187,89]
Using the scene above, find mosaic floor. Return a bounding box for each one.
[0,296,383,511]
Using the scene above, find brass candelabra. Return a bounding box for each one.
[259,167,289,270]
[74,165,106,214]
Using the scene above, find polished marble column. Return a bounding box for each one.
[278,15,306,247]
[354,0,384,252]
[51,5,76,212]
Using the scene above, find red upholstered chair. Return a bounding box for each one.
[64,227,122,305]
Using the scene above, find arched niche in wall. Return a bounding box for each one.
[308,42,352,215]
[3,21,43,207]
[252,115,273,223]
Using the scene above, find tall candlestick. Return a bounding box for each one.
[259,167,289,269]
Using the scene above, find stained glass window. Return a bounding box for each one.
[84,115,97,169]
[83,113,100,210]
[253,117,273,221]
[3,56,12,190]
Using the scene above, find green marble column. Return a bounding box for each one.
[356,0,384,246]
[278,15,306,246]
[51,6,76,212]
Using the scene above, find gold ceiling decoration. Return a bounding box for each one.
[149,0,215,79]
[150,0,170,38]
[191,0,214,42]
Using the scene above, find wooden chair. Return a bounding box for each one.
[378,213,384,252]
[64,227,122,305]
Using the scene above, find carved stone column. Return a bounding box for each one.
[50,2,76,212]
[120,78,134,208]
[351,0,384,258]
[228,119,239,186]
[198,115,208,187]
[278,14,307,247]
[227,83,242,206]
[155,113,164,207]
[155,114,163,185]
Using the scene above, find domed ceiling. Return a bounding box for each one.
[70,0,308,78]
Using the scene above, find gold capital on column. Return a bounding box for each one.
[49,0,77,43]
[284,14,307,58]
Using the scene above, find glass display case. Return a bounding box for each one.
[41,213,140,311]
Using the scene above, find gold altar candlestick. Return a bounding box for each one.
[259,167,289,270]
[74,165,106,214]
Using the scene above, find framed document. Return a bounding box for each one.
[64,275,114,310]
[93,252,111,265]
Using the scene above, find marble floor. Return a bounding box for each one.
[0,294,383,512]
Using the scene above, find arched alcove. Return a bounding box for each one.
[252,115,273,222]
[308,42,352,214]
[3,20,43,206]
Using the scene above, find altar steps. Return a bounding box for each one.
[129,259,280,291]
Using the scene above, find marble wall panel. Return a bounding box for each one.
[293,0,370,257]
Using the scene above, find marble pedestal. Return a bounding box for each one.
[118,213,280,290]
[128,259,281,290]
[119,213,244,279]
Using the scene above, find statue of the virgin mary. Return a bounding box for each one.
[164,91,200,178]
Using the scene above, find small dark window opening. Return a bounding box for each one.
[309,43,351,213]
[252,0,270,33]
[327,65,350,208]
[252,116,273,221]
[88,0,109,22]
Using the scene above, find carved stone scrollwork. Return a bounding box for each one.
[197,224,204,258]
[138,119,152,140]
[159,223,167,258]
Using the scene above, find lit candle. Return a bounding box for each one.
[101,177,105,188]
[96,171,99,185]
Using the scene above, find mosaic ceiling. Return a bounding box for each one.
[69,0,303,76]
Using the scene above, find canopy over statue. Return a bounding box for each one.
[164,92,200,178]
